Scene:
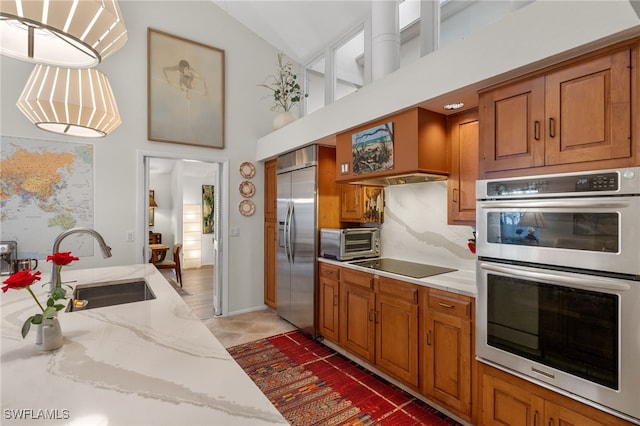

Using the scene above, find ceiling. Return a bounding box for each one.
[212,0,483,115]
[212,1,372,64]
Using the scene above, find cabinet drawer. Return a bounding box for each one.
[319,263,340,280]
[378,276,418,303]
[342,268,374,290]
[428,289,471,319]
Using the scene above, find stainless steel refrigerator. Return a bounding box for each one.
[276,146,318,337]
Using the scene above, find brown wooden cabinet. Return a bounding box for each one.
[480,45,634,178]
[263,221,277,309]
[447,109,479,225]
[336,107,448,183]
[340,268,376,362]
[376,276,419,387]
[339,268,420,388]
[263,159,278,309]
[479,364,634,426]
[264,159,277,221]
[340,184,384,223]
[422,288,474,421]
[318,263,340,343]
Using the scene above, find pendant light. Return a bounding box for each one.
[16,64,121,137]
[0,0,127,68]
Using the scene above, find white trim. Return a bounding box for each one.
[136,149,230,317]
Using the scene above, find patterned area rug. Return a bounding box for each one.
[228,331,463,425]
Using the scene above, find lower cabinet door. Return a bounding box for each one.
[375,292,419,387]
[481,372,544,426]
[318,276,340,342]
[424,309,473,417]
[340,282,375,363]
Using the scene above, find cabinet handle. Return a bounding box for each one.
[368,309,374,322]
[452,188,458,203]
[549,117,555,138]
[374,310,380,324]
[438,302,455,309]
[533,410,538,426]
[426,330,432,346]
[548,417,553,426]
[333,294,338,307]
[534,121,540,140]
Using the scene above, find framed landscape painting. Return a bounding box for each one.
[148,28,225,148]
[351,122,394,175]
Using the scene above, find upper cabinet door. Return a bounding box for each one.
[545,48,631,166]
[480,44,635,178]
[479,77,545,173]
[448,109,479,225]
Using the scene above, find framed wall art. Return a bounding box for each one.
[148,28,225,149]
[351,122,394,175]
[149,190,156,226]
[202,185,215,234]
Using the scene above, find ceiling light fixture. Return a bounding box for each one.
[0,0,127,68]
[443,102,464,110]
[16,64,121,137]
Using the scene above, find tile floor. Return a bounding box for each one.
[203,308,297,348]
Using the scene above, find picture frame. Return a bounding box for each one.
[351,122,394,175]
[202,185,215,234]
[147,28,225,149]
[149,190,155,226]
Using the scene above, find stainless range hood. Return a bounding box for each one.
[352,172,447,186]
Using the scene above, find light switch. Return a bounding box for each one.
[230,227,240,237]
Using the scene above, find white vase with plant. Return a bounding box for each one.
[258,52,307,129]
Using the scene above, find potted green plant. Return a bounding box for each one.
[258,52,307,129]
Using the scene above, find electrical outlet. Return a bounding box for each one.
[230,227,240,237]
[126,230,134,242]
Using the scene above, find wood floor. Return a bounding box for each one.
[159,265,296,348]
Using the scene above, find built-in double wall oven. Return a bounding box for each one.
[476,167,640,424]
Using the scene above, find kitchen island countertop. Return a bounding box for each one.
[319,257,476,297]
[0,264,287,426]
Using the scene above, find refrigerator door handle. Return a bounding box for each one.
[286,201,294,263]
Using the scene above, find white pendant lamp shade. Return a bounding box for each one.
[17,64,121,137]
[0,0,127,68]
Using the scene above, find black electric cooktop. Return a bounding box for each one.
[350,258,456,279]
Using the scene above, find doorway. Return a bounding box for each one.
[137,151,229,317]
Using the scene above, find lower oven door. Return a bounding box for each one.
[477,260,640,423]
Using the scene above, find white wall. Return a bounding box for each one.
[382,182,476,272]
[0,1,279,314]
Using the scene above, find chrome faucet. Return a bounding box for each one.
[50,227,112,293]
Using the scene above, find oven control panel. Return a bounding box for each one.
[485,172,620,196]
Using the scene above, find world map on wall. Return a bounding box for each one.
[0,136,94,259]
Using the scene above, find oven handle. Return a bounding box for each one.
[479,262,631,292]
[477,200,631,209]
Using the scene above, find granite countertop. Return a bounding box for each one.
[0,264,287,426]
[318,257,476,297]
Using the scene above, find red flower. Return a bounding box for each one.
[47,251,79,266]
[2,270,41,293]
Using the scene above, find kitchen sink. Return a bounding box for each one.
[66,278,156,312]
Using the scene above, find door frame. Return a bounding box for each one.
[136,149,229,317]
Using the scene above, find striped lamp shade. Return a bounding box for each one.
[17,64,121,137]
[0,0,127,68]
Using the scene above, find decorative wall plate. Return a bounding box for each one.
[239,200,255,216]
[239,181,255,198]
[239,162,256,179]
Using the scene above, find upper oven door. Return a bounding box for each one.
[476,196,640,276]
